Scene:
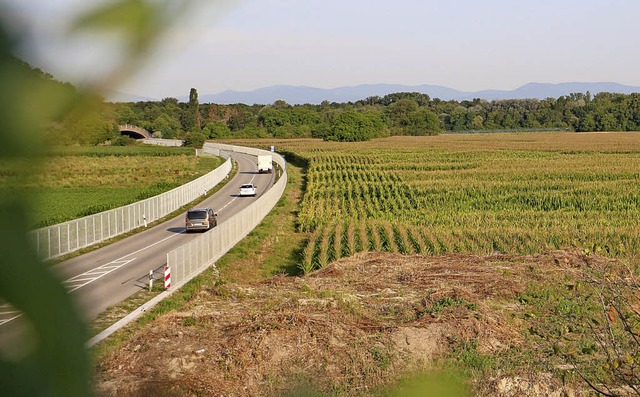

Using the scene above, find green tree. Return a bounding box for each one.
[227,110,251,131]
[150,113,181,139]
[203,120,231,139]
[55,103,119,145]
[182,131,206,147]
[595,112,619,131]
[470,115,484,130]
[405,108,442,135]
[381,92,430,106]
[258,106,291,134]
[114,103,138,125]
[576,112,596,132]
[179,88,200,132]
[327,110,384,141]
[388,98,419,131]
[188,87,201,130]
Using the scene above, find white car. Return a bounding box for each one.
[239,183,257,197]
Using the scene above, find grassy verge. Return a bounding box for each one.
[216,162,306,282]
[90,266,220,362]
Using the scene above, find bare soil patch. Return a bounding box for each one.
[94,250,601,396]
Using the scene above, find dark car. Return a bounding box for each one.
[185,207,217,232]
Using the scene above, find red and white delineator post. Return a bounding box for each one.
[164,265,171,289]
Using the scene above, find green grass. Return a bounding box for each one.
[28,187,149,226]
[48,145,198,157]
[1,146,225,228]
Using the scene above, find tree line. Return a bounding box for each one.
[28,61,640,144]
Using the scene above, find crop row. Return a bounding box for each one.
[300,219,639,273]
[281,135,640,273]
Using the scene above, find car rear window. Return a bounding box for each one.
[187,210,207,220]
[241,184,253,188]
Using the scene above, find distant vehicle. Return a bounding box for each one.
[185,207,217,232]
[239,183,257,197]
[257,155,273,173]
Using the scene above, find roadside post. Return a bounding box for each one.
[149,270,153,291]
[164,266,171,289]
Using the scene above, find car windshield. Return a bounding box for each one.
[241,184,253,188]
[187,210,207,220]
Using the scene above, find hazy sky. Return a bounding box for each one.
[5,0,640,99]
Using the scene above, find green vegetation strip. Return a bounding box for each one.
[0,145,224,228]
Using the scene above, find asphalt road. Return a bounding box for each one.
[0,151,276,348]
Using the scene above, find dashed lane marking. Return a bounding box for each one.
[62,258,136,292]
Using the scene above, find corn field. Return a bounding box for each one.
[230,133,640,273]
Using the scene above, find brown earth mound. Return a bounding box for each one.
[94,250,595,396]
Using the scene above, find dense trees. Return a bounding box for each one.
[326,110,385,141]
[42,81,640,144]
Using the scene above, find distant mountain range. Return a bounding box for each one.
[108,82,640,104]
[106,89,156,103]
[194,82,640,105]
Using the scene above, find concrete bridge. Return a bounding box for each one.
[119,124,151,139]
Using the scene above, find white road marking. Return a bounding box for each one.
[63,258,137,292]
[0,256,144,325]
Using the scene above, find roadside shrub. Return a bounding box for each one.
[111,135,136,146]
[183,132,207,148]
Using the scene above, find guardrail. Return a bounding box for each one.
[166,143,287,288]
[31,154,232,260]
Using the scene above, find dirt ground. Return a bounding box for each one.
[93,250,599,396]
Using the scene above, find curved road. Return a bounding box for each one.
[0,151,276,345]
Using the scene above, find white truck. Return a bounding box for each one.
[257,155,273,173]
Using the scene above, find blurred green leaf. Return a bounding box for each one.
[0,198,91,397]
[72,0,167,52]
[382,371,470,397]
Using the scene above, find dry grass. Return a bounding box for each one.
[93,250,608,396]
